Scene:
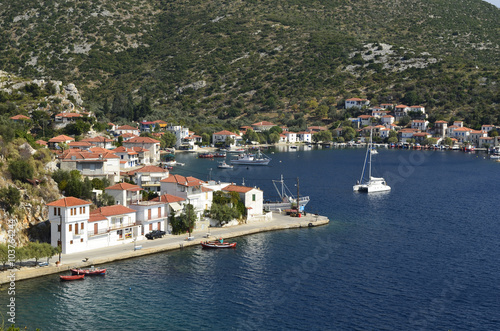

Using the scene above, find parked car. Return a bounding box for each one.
[146,230,166,240]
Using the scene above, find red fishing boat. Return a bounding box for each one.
[60,274,85,281]
[70,267,106,275]
[201,240,237,249]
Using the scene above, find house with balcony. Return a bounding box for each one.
[139,121,157,133]
[398,128,420,143]
[68,141,93,151]
[372,109,391,118]
[358,115,375,126]
[434,120,448,138]
[166,125,190,148]
[412,132,432,144]
[48,134,75,149]
[151,194,186,220]
[105,182,143,206]
[124,165,169,193]
[380,103,393,109]
[469,130,488,147]
[381,115,395,126]
[160,174,212,221]
[128,200,167,235]
[394,105,410,121]
[122,136,161,164]
[452,127,473,143]
[81,136,114,149]
[284,132,297,143]
[58,150,121,183]
[252,121,275,132]
[345,98,370,109]
[222,184,264,221]
[297,131,312,143]
[113,146,139,169]
[411,120,429,131]
[409,105,426,115]
[114,125,140,136]
[54,112,84,128]
[481,125,495,133]
[47,197,91,254]
[212,130,239,147]
[88,205,141,249]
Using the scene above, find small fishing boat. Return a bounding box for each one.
[70,267,106,276]
[213,152,226,157]
[60,274,85,281]
[201,240,237,249]
[218,161,233,169]
[198,153,214,158]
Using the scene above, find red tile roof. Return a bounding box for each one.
[89,205,136,221]
[213,130,237,136]
[115,125,139,130]
[126,165,168,175]
[48,135,75,143]
[151,194,186,203]
[10,114,30,120]
[105,182,143,191]
[222,184,255,193]
[346,98,368,101]
[125,136,160,144]
[47,197,91,207]
[160,174,204,186]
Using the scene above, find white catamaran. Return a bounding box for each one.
[264,175,310,211]
[353,129,391,193]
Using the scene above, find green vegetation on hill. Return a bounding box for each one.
[0,0,499,130]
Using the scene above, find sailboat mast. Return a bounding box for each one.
[297,177,300,211]
[368,128,373,179]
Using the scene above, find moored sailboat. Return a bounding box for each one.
[353,129,391,193]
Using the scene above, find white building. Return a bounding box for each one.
[47,197,142,254]
[122,136,161,164]
[105,182,143,206]
[88,205,141,249]
[411,120,429,131]
[124,165,169,193]
[222,184,264,220]
[58,150,121,184]
[114,125,140,136]
[284,132,297,143]
[212,130,239,147]
[128,200,167,235]
[112,146,139,169]
[48,197,91,254]
[166,125,190,148]
[345,98,370,109]
[297,131,312,143]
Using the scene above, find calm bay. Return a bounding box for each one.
[2,147,499,330]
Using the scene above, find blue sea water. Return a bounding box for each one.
[2,147,500,330]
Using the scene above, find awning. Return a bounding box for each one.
[169,202,182,212]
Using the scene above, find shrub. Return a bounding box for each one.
[8,159,34,181]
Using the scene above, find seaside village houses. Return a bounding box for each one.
[47,175,269,254]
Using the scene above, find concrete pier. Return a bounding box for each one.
[0,212,329,284]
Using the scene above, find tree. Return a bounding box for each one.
[8,159,34,181]
[162,131,177,148]
[269,132,280,144]
[442,137,453,146]
[0,186,21,213]
[388,137,398,143]
[0,244,8,267]
[209,203,239,226]
[342,127,357,142]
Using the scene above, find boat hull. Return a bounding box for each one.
[201,241,237,249]
[70,268,106,276]
[60,274,85,281]
[264,197,310,211]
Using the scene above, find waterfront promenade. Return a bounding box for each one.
[0,212,329,284]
